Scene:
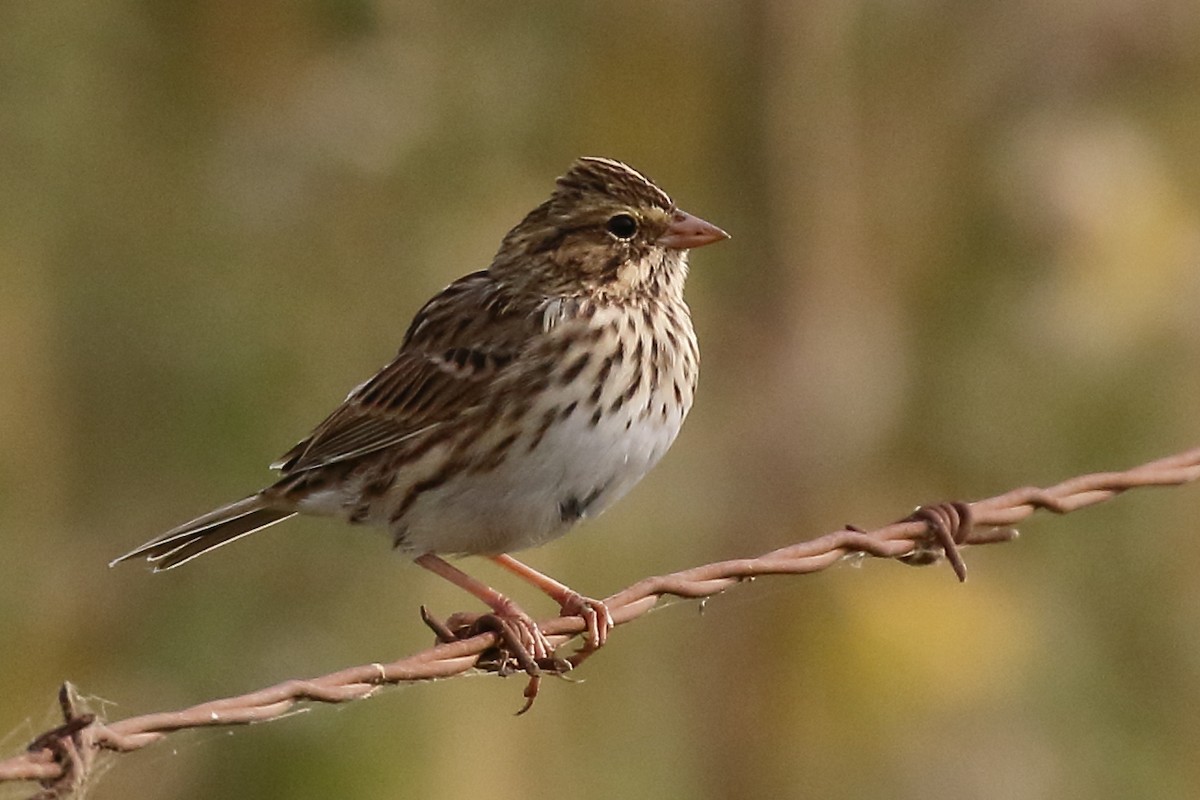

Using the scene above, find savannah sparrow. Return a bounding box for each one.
[113,157,727,665]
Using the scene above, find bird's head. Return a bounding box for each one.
[492,157,727,300]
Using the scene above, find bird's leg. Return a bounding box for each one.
[414,554,559,665]
[489,554,614,651]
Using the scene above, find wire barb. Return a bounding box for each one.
[3,445,1199,791]
[896,501,974,581]
[21,684,96,800]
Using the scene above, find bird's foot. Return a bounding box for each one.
[420,604,571,714]
[557,591,614,653]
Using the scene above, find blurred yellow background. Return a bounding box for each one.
[3,2,1200,798]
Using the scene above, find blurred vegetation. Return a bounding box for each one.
[2,1,1200,798]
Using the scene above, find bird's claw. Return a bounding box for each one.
[420,605,572,714]
[558,591,614,651]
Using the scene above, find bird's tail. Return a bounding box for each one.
[110,494,296,571]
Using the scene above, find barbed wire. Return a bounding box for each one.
[3,445,1199,798]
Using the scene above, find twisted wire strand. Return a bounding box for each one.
[3,445,1199,796]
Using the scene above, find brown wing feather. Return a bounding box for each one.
[273,272,535,474]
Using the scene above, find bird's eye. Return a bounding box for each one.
[606,213,638,240]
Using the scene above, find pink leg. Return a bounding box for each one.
[489,554,614,649]
[414,553,556,662]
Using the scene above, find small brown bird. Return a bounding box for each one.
[112,157,727,663]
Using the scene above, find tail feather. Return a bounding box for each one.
[111,495,296,571]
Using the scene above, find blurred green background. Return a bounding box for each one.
[3,1,1200,798]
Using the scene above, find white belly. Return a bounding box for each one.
[396,381,689,555]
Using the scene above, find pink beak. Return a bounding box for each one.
[657,209,729,250]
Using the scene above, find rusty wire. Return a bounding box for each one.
[3,445,1200,796]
